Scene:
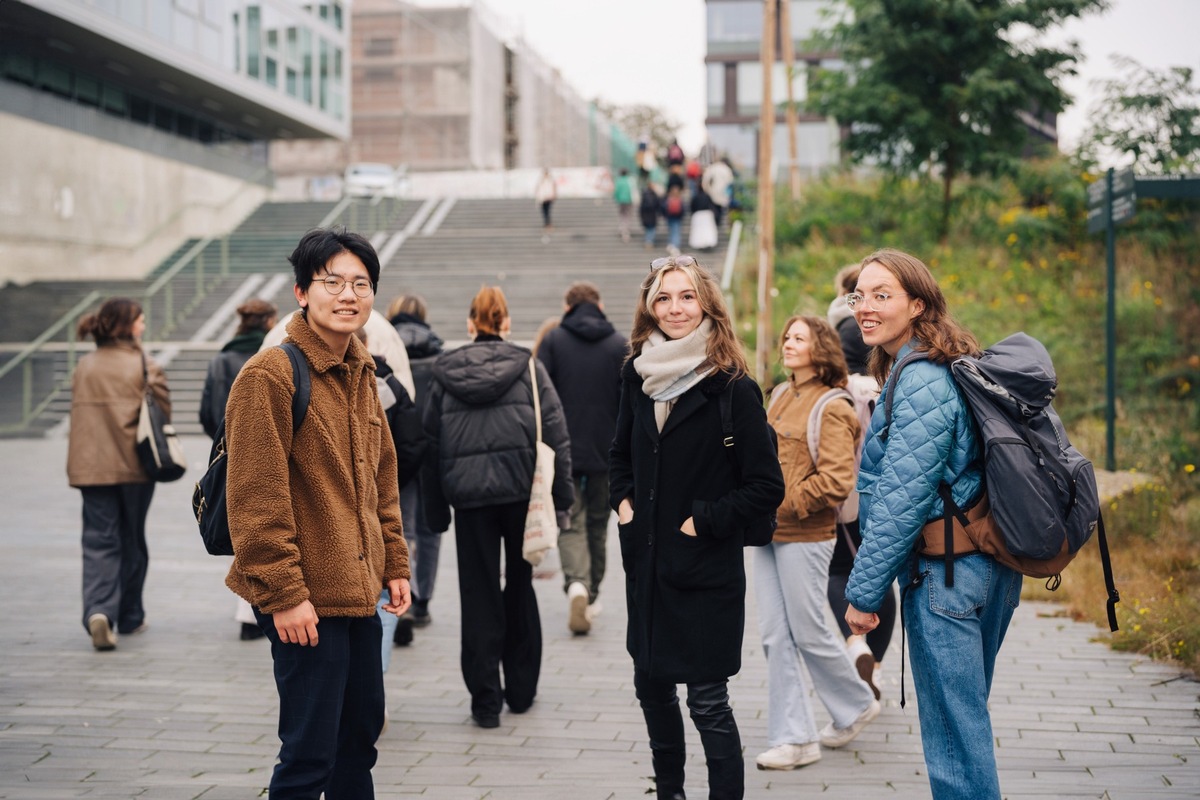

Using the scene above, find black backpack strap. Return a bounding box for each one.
[935,481,972,588]
[1096,512,1120,632]
[279,342,311,433]
[718,383,738,478]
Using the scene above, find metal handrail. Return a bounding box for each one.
[0,290,101,433]
[0,167,270,434]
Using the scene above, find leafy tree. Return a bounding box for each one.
[808,0,1107,239]
[1079,56,1200,174]
[592,100,679,156]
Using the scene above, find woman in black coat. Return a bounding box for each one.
[609,255,784,800]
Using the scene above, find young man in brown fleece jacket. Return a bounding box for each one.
[224,227,411,799]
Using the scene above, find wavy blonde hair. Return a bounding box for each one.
[627,257,747,380]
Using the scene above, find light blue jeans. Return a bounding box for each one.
[904,553,1022,800]
[754,539,876,745]
[667,218,682,249]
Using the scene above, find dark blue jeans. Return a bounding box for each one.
[254,608,385,799]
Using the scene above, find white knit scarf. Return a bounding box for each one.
[634,318,714,431]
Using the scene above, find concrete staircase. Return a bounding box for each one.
[0,196,730,439]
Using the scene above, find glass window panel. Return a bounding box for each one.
[707,2,762,43]
[75,74,101,106]
[789,0,832,41]
[247,5,260,78]
[707,63,726,117]
[736,61,761,116]
[38,61,72,97]
[265,57,277,87]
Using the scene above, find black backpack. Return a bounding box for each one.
[718,381,779,547]
[883,334,1119,631]
[191,343,310,556]
[377,371,428,487]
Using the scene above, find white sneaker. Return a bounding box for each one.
[819,698,881,749]
[567,582,590,634]
[755,742,821,770]
[846,635,880,700]
[585,600,603,622]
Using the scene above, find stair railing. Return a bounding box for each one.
[0,167,269,435]
[0,290,101,434]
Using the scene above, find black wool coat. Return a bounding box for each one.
[609,363,785,683]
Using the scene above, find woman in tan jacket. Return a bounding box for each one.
[753,315,879,770]
[67,298,170,651]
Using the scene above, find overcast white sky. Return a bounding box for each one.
[415,0,1200,159]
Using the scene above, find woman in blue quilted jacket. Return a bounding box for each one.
[843,248,1022,800]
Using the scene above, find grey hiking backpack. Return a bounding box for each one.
[884,333,1119,631]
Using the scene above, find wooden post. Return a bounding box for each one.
[756,0,777,384]
[778,0,801,200]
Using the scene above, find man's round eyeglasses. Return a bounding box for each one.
[845,291,907,311]
[315,276,374,298]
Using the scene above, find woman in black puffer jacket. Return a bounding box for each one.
[421,286,573,729]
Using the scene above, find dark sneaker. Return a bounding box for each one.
[472,713,500,729]
[393,612,414,646]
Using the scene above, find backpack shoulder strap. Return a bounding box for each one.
[881,349,930,442]
[279,342,311,433]
[807,388,853,464]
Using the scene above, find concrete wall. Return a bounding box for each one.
[0,112,268,286]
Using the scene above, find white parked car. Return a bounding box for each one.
[343,162,400,198]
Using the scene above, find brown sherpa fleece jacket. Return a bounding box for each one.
[224,313,409,617]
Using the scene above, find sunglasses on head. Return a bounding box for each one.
[649,255,697,272]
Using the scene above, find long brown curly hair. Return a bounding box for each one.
[779,315,849,389]
[627,257,747,380]
[858,248,981,385]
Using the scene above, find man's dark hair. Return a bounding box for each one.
[289,226,381,292]
[564,281,602,309]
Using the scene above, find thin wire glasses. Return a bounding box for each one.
[845,291,908,311]
[314,276,374,298]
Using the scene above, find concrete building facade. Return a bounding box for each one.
[270,0,630,192]
[0,0,350,283]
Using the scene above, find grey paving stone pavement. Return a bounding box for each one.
[1,436,1197,799]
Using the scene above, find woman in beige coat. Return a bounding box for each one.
[67,298,171,651]
[753,315,879,770]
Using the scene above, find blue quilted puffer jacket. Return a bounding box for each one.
[845,341,983,613]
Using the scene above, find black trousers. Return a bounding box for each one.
[253,609,384,800]
[79,483,154,633]
[634,667,744,800]
[454,501,542,717]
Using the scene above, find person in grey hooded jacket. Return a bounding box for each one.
[421,286,573,729]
